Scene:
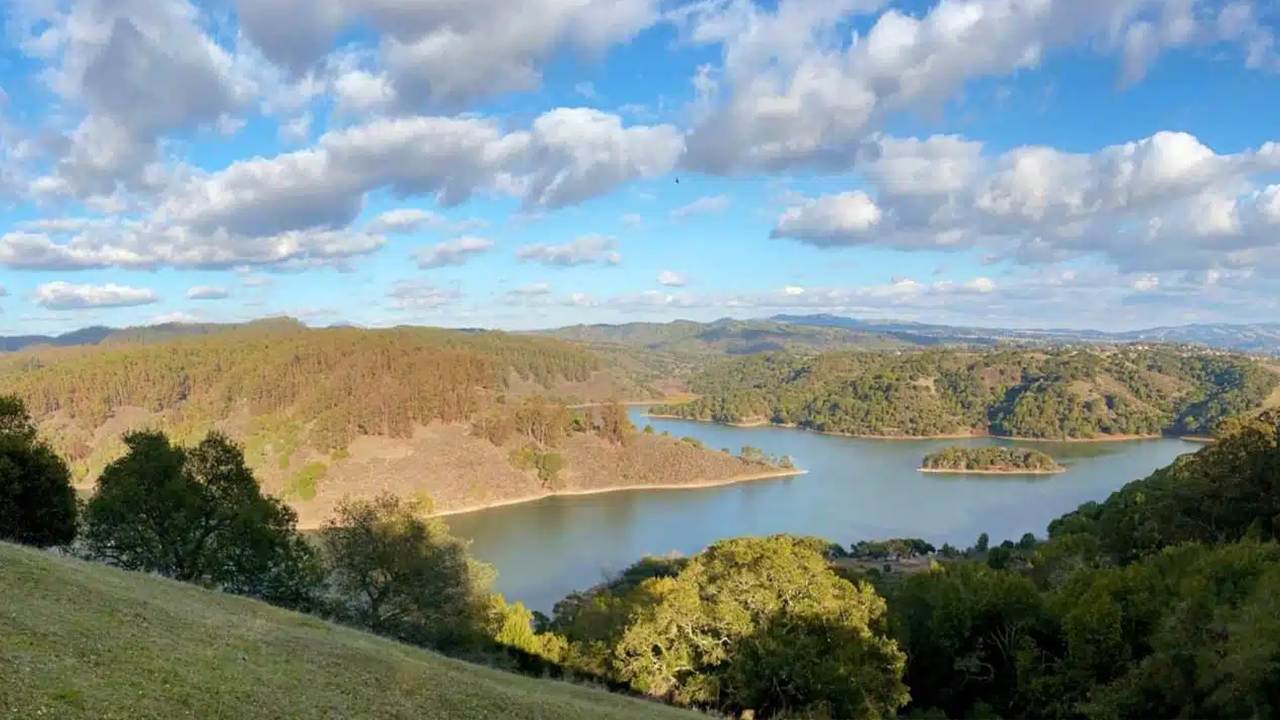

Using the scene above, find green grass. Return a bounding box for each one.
[0,543,699,719]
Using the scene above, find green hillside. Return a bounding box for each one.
[0,542,698,720]
[656,346,1278,439]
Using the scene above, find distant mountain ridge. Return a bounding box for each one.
[7,315,1280,356]
[771,315,1280,355]
[0,317,304,353]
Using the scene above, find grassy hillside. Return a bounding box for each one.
[656,346,1278,439]
[0,542,698,719]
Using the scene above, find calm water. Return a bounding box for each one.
[447,408,1199,612]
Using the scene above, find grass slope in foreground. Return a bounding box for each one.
[0,543,698,720]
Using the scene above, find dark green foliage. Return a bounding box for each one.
[655,347,1276,439]
[0,396,76,547]
[922,445,1062,472]
[890,562,1050,717]
[1049,410,1280,563]
[320,493,494,650]
[886,410,1280,719]
[849,538,935,559]
[82,431,320,609]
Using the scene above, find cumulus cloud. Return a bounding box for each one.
[0,224,385,270]
[237,0,660,109]
[186,285,229,300]
[33,281,158,309]
[771,191,882,244]
[670,194,730,220]
[3,108,676,271]
[657,270,688,286]
[16,0,250,198]
[680,0,1275,173]
[517,234,622,266]
[772,130,1280,273]
[414,236,495,268]
[156,108,681,237]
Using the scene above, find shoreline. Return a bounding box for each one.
[429,467,808,518]
[919,467,1065,476]
[644,412,1165,443]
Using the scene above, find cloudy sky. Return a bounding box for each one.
[1,0,1278,334]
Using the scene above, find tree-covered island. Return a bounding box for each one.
[920,446,1064,474]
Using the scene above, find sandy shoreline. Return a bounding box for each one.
[644,412,1163,443]
[919,467,1065,476]
[429,467,809,518]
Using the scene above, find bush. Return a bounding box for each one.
[320,493,494,650]
[0,396,77,547]
[82,430,321,609]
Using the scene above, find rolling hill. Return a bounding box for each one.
[654,346,1280,439]
[0,322,783,521]
[0,542,699,719]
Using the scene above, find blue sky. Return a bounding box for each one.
[1,0,1279,335]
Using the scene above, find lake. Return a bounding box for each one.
[446,408,1199,613]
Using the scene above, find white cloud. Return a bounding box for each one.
[680,0,1275,173]
[156,108,682,238]
[367,208,445,234]
[771,130,1280,273]
[18,0,250,198]
[517,234,622,266]
[33,281,158,309]
[386,280,459,310]
[186,285,229,300]
[414,236,495,268]
[657,270,688,287]
[621,213,644,228]
[670,194,730,220]
[238,0,660,109]
[149,311,201,324]
[771,191,882,244]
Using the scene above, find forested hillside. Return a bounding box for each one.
[0,324,782,517]
[505,411,1280,718]
[655,347,1279,439]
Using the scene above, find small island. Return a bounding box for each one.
[920,446,1064,475]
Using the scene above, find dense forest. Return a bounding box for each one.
[0,323,606,473]
[654,346,1279,439]
[921,446,1062,473]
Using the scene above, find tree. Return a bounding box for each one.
[610,535,908,718]
[890,561,1050,718]
[597,401,634,445]
[0,396,77,547]
[82,430,319,609]
[320,493,493,650]
[976,532,990,552]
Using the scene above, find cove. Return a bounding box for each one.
[446,407,1199,613]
